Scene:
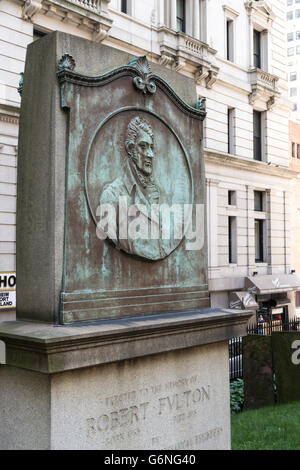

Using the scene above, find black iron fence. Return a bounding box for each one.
[229,316,300,380]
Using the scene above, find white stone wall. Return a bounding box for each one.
[0,0,297,312]
[285,0,300,120]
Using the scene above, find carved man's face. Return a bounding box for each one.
[131,130,154,176]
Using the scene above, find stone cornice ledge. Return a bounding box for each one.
[205,149,300,179]
[0,308,251,374]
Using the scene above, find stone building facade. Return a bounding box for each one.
[0,0,299,322]
[289,119,300,312]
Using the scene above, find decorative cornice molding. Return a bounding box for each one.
[20,0,113,41]
[0,309,252,373]
[21,0,43,21]
[128,56,157,95]
[244,0,276,27]
[222,4,240,19]
[0,113,19,125]
[195,63,219,89]
[205,150,297,180]
[58,52,76,72]
[56,55,206,120]
[0,104,20,124]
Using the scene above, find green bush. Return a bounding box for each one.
[230,379,244,413]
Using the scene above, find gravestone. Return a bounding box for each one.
[243,335,275,410]
[0,32,252,450]
[272,332,300,405]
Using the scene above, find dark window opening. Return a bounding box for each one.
[121,0,127,14]
[253,110,262,161]
[228,190,236,206]
[228,216,237,264]
[254,191,264,212]
[253,29,261,68]
[176,0,186,32]
[226,20,234,61]
[33,30,47,41]
[255,219,264,262]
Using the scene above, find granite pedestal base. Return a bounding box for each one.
[0,308,251,450]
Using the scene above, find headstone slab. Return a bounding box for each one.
[272,332,300,405]
[243,335,275,410]
[17,32,208,324]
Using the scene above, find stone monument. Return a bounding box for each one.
[0,32,252,450]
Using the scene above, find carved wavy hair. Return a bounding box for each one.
[125,116,154,155]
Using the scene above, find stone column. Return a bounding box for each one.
[156,0,165,27]
[193,0,200,40]
[170,0,177,30]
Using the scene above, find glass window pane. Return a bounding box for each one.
[254,191,263,212]
[121,0,127,13]
[255,220,264,262]
[176,0,185,32]
[253,111,262,161]
[253,30,261,68]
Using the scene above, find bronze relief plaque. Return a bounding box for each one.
[58,55,208,323]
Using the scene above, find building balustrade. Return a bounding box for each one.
[20,0,112,42]
[248,67,280,110]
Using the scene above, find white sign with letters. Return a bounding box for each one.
[0,272,16,309]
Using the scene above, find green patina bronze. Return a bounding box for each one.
[16,33,209,324]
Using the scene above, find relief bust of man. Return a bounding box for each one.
[98,116,175,261]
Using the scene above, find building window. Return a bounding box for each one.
[254,191,264,212]
[287,11,294,20]
[290,87,297,97]
[297,46,300,54]
[297,31,300,40]
[176,0,186,33]
[253,29,261,68]
[33,30,46,41]
[227,108,235,154]
[292,142,296,157]
[296,9,300,17]
[287,0,293,5]
[298,144,300,159]
[228,190,237,206]
[226,19,234,62]
[121,0,127,13]
[287,32,294,42]
[293,103,298,112]
[288,47,295,56]
[290,72,297,81]
[228,216,237,264]
[255,219,264,263]
[253,111,262,161]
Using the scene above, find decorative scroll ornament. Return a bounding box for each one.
[195,97,206,112]
[128,56,156,95]
[58,53,76,72]
[18,72,24,96]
